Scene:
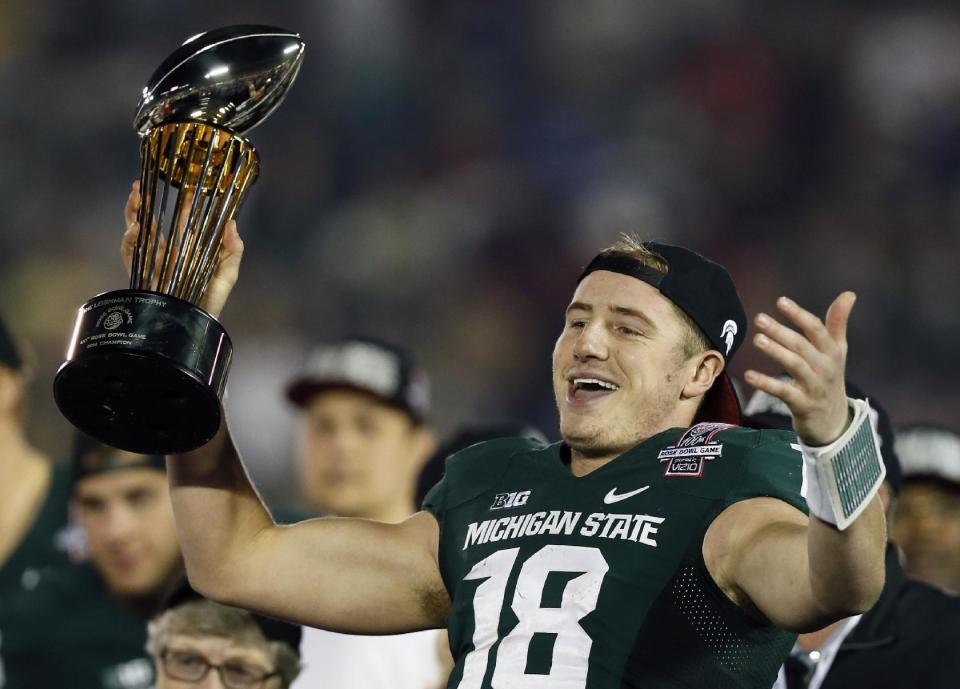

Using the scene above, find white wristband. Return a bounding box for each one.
[799,398,886,530]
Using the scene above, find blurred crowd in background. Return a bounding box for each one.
[1,0,959,509]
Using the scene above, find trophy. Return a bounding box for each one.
[53,26,305,454]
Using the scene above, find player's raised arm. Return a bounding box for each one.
[120,185,450,633]
[167,416,449,633]
[706,292,887,632]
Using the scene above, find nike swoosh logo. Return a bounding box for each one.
[604,486,650,504]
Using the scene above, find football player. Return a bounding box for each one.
[123,186,888,689]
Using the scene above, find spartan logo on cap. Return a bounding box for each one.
[721,320,738,356]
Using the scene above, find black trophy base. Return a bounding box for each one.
[54,289,233,455]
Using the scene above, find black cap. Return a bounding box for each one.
[285,337,431,423]
[895,425,960,487]
[0,314,24,372]
[70,431,165,486]
[163,579,301,655]
[743,378,902,495]
[578,241,747,425]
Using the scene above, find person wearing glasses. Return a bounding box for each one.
[147,582,301,689]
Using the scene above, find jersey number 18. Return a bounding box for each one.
[457,544,610,689]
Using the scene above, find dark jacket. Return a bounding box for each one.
[820,544,960,689]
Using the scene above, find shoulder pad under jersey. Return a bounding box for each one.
[421,436,548,516]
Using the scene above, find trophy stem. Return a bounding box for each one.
[175,155,224,299]
[130,122,259,303]
[130,136,153,290]
[157,124,197,293]
[181,135,234,300]
[175,132,233,299]
[185,147,251,303]
[131,134,150,289]
[189,161,257,301]
[136,130,165,291]
[167,131,217,295]
[143,128,178,289]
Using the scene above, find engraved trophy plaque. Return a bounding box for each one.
[54,26,305,453]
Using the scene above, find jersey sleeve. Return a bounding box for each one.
[661,425,808,515]
[721,427,808,514]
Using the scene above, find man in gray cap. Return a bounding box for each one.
[284,336,436,525]
[284,337,444,689]
[892,425,960,593]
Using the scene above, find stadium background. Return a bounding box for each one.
[1,1,958,508]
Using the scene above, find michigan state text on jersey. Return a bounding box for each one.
[424,427,806,689]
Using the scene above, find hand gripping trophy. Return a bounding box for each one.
[54,26,305,454]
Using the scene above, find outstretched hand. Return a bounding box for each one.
[744,292,856,446]
[121,180,244,319]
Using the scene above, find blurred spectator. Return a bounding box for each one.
[891,426,960,593]
[147,581,302,689]
[744,381,960,689]
[0,434,182,689]
[0,315,73,688]
[0,315,72,594]
[283,337,445,689]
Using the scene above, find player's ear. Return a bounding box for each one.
[681,350,724,401]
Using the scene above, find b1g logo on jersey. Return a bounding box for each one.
[490,490,531,510]
[658,423,733,477]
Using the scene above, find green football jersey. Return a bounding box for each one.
[0,563,153,689]
[0,463,72,596]
[423,423,807,689]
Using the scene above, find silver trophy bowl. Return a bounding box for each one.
[135,25,305,136]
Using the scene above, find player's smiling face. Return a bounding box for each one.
[553,270,694,459]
